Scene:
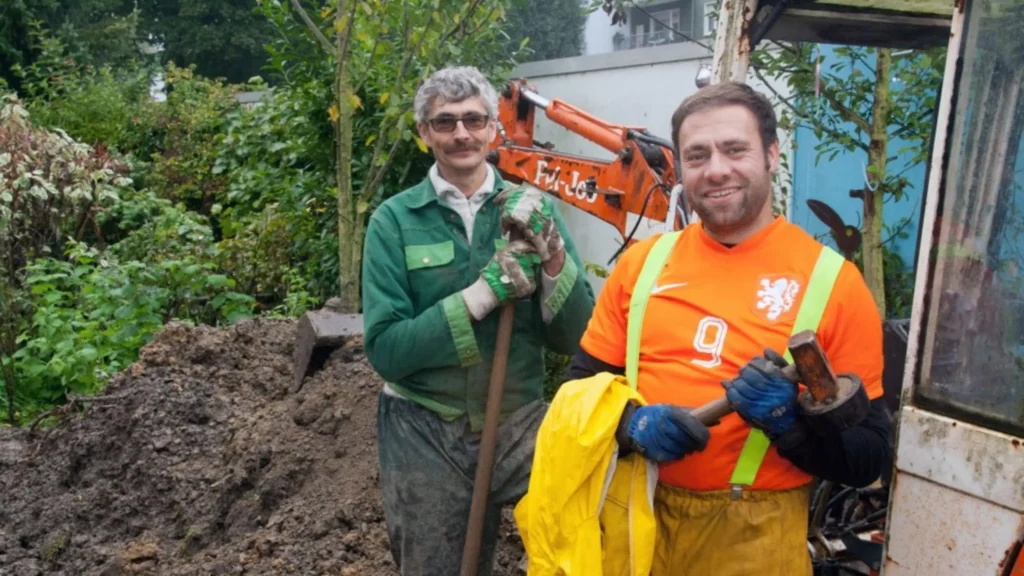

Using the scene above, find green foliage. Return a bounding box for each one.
[45,2,143,72]
[0,92,132,278]
[13,32,156,154]
[2,0,275,90]
[544,349,572,401]
[212,84,339,299]
[136,0,277,84]
[0,0,39,94]
[845,217,916,320]
[879,219,916,319]
[584,261,609,279]
[6,241,255,422]
[751,44,944,177]
[106,191,218,265]
[1,0,144,92]
[144,63,243,215]
[505,0,586,62]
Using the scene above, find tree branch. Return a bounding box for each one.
[289,0,337,57]
[358,7,419,197]
[336,0,360,67]
[459,5,498,40]
[881,214,917,247]
[434,0,486,48]
[757,41,873,135]
[357,1,490,201]
[751,64,870,153]
[359,122,410,202]
[352,25,384,94]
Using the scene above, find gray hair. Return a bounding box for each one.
[413,66,499,124]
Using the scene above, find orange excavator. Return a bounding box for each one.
[486,79,688,260]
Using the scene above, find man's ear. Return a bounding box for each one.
[486,117,497,144]
[416,122,432,150]
[766,141,780,174]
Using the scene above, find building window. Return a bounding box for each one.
[649,8,680,45]
[704,1,717,37]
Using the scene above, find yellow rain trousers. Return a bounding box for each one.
[652,483,813,576]
[514,371,813,575]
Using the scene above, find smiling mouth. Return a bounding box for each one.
[705,187,740,199]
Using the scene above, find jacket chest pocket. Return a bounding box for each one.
[405,241,461,303]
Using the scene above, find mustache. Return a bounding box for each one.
[443,144,481,153]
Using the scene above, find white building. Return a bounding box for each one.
[583,0,719,56]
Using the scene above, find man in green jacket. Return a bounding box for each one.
[361,65,596,576]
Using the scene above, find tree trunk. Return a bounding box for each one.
[335,2,359,313]
[863,48,892,319]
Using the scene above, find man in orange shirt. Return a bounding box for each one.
[567,82,892,574]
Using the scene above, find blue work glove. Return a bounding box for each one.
[722,350,799,439]
[616,402,710,463]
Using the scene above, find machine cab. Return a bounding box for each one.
[884,0,1024,573]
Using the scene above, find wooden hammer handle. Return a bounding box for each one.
[689,396,734,426]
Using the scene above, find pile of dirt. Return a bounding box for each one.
[0,318,525,575]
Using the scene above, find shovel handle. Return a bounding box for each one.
[460,230,521,576]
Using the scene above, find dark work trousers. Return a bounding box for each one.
[376,391,546,576]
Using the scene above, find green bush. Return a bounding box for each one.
[544,349,573,401]
[145,63,242,216]
[5,241,255,422]
[106,190,218,265]
[213,84,339,300]
[13,33,157,157]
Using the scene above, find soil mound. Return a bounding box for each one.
[0,318,524,575]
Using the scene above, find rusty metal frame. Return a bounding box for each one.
[885,1,1024,573]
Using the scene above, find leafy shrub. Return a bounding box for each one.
[106,190,218,265]
[214,83,341,301]
[5,241,255,422]
[544,349,572,401]
[0,93,132,281]
[13,33,158,157]
[145,63,242,216]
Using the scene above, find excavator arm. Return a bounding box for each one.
[487,80,687,258]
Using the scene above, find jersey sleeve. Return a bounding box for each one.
[818,261,885,400]
[578,238,656,367]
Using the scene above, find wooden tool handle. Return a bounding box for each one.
[460,229,522,576]
[689,396,735,426]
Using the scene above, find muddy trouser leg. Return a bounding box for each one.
[377,392,546,576]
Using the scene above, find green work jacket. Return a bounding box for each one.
[361,172,596,431]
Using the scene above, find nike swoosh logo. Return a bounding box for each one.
[650,282,688,295]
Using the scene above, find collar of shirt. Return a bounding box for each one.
[429,163,495,204]
[429,163,495,242]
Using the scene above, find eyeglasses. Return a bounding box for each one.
[427,113,490,133]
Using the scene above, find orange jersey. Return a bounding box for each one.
[580,216,884,491]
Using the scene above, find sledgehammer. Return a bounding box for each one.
[691,330,871,435]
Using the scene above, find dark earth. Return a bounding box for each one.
[0,318,525,575]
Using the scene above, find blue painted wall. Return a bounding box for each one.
[788,46,934,272]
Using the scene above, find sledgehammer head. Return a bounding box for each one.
[292,302,363,393]
[778,330,871,436]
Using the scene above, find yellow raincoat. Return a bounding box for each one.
[513,372,659,575]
